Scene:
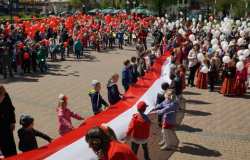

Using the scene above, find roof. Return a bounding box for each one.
[49,0,68,3]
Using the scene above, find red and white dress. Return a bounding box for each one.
[180,71,186,90]
[195,64,208,89]
[220,66,236,95]
[233,68,247,95]
[213,57,221,80]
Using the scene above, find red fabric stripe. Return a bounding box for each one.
[7,50,172,160]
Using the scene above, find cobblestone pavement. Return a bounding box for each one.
[1,37,250,160]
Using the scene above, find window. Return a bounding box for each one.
[185,0,188,4]
[179,0,182,4]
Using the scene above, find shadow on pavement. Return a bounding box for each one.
[177,142,222,157]
[185,110,212,116]
[174,124,203,133]
[182,91,201,95]
[186,99,212,105]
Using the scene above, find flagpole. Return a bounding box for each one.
[246,0,248,20]
[214,0,216,15]
[230,0,232,19]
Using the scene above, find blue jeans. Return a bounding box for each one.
[109,39,113,47]
[75,50,80,59]
[61,51,64,59]
[143,40,147,50]
[119,38,123,49]
[40,61,46,72]
[132,142,149,160]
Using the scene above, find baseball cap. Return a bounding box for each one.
[137,101,148,110]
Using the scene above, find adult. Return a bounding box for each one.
[0,35,14,78]
[138,26,148,50]
[187,43,199,87]
[10,30,23,45]
[62,28,70,55]
[135,40,144,64]
[228,41,237,59]
[86,126,139,160]
[153,28,164,46]
[0,84,17,158]
[46,28,53,40]
[118,28,125,49]
[34,30,42,43]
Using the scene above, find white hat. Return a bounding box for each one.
[92,80,100,88]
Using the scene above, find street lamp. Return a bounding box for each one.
[82,5,85,15]
[66,4,68,12]
[127,1,130,4]
[133,1,136,8]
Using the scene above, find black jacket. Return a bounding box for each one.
[169,76,182,95]
[107,81,121,105]
[18,128,51,152]
[0,40,13,57]
[156,90,166,105]
[138,58,146,76]
[62,32,70,42]
[229,46,236,59]
[208,64,216,76]
[129,63,139,79]
[34,34,42,43]
[153,31,163,45]
[0,92,17,157]
[225,66,236,78]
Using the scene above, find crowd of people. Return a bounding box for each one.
[0,13,250,160]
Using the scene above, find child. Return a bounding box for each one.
[132,31,137,46]
[91,34,96,51]
[130,56,140,84]
[208,59,216,92]
[195,58,209,89]
[0,148,4,159]
[56,94,84,136]
[18,114,53,152]
[102,32,107,50]
[29,44,37,72]
[37,46,47,73]
[89,80,109,115]
[151,89,179,150]
[233,60,247,95]
[107,73,123,105]
[169,70,182,109]
[221,53,231,80]
[59,40,65,60]
[144,50,152,71]
[83,33,88,50]
[169,58,177,80]
[246,59,250,89]
[123,101,151,160]
[123,32,129,46]
[178,64,186,91]
[14,44,23,75]
[22,46,31,73]
[138,52,147,77]
[96,36,100,52]
[100,123,118,141]
[155,44,161,58]
[122,59,131,93]
[220,61,236,96]
[182,43,188,66]
[174,47,182,64]
[108,33,113,48]
[74,38,82,61]
[163,39,168,53]
[156,82,169,127]
[213,51,221,81]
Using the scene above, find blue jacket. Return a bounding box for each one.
[89,90,108,113]
[166,44,171,51]
[118,31,124,39]
[122,67,131,86]
[129,63,139,79]
[107,81,121,105]
[155,100,179,124]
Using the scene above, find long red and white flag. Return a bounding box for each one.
[7,50,172,160]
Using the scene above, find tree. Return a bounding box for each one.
[68,0,88,11]
[91,2,101,9]
[233,0,245,18]
[148,0,177,15]
[100,0,111,9]
[216,0,231,17]
[198,0,215,21]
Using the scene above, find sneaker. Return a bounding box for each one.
[158,122,162,128]
[161,144,171,150]
[158,140,165,146]
[76,58,78,61]
[208,89,212,92]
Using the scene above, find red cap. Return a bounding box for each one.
[137,101,148,110]
[63,95,68,100]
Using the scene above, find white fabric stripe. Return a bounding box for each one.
[45,57,172,160]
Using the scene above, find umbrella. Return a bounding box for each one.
[102,7,117,14]
[117,9,126,14]
[87,8,103,14]
[137,9,157,15]
[130,6,144,13]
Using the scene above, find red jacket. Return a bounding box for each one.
[102,140,139,160]
[126,113,151,140]
[138,30,147,41]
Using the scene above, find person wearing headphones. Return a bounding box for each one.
[150,89,179,150]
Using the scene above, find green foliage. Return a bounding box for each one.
[148,0,177,15]
[100,0,111,9]
[216,0,231,17]
[30,13,40,18]
[233,0,245,18]
[68,0,88,10]
[18,12,25,18]
[115,0,126,9]
[91,2,101,9]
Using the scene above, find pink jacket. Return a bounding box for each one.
[236,68,247,81]
[145,56,151,71]
[163,43,167,53]
[56,108,83,136]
